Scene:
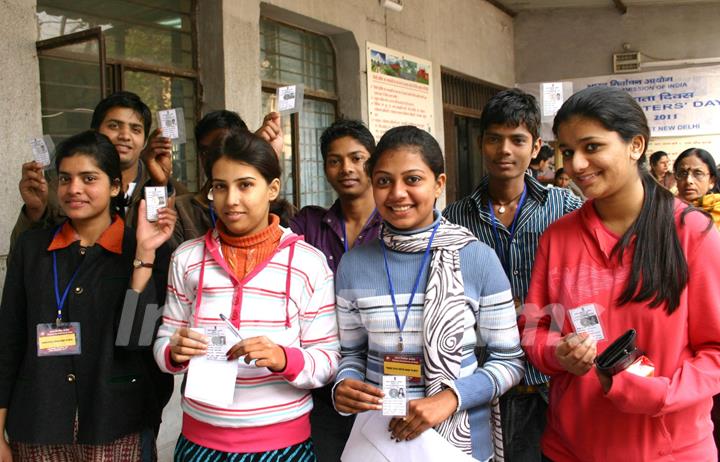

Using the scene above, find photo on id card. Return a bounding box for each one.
[382,375,407,417]
[568,303,605,341]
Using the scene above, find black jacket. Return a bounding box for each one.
[0,223,172,445]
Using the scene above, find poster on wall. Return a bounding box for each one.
[647,134,720,165]
[366,42,434,141]
[518,65,720,141]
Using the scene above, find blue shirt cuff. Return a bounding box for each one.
[451,369,495,411]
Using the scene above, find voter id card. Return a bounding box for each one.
[382,375,407,417]
[37,322,81,356]
[276,84,304,115]
[569,304,605,341]
[157,107,186,144]
[204,325,233,361]
[30,135,54,169]
[144,186,168,222]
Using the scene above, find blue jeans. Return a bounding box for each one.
[500,387,548,462]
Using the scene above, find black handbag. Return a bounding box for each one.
[595,329,642,376]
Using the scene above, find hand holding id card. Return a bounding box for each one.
[382,375,407,417]
[157,108,187,144]
[569,304,605,341]
[276,84,304,115]
[30,135,55,169]
[144,186,168,222]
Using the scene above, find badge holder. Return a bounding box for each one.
[43,250,83,357]
[384,354,422,383]
[37,321,81,356]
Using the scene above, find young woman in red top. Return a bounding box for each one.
[521,86,720,461]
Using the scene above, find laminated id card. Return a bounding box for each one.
[30,135,55,169]
[382,375,407,417]
[569,304,605,341]
[276,84,304,115]
[157,107,187,144]
[37,322,81,356]
[204,325,233,361]
[144,186,168,222]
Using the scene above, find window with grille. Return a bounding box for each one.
[35,0,199,191]
[260,18,337,209]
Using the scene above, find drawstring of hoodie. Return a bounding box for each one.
[284,242,296,329]
[194,230,300,330]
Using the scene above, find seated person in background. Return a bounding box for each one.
[674,147,720,230]
[649,150,676,191]
[289,119,381,461]
[13,91,184,248]
[171,111,293,249]
[528,144,554,184]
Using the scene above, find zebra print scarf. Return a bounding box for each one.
[381,217,477,455]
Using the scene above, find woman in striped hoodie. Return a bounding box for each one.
[154,131,339,461]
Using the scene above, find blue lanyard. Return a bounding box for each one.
[340,209,378,253]
[488,187,527,275]
[379,222,438,351]
[52,245,84,326]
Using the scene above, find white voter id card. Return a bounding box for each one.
[157,107,186,144]
[382,375,407,417]
[144,186,167,222]
[569,304,605,341]
[276,84,304,115]
[204,325,233,361]
[30,135,54,168]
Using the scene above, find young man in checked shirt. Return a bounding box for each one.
[444,89,582,462]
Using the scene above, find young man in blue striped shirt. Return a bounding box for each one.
[444,89,582,462]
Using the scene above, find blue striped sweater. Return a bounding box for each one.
[333,215,524,461]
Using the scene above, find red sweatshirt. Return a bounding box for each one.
[521,199,720,462]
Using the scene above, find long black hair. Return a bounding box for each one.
[553,86,687,314]
[54,130,125,218]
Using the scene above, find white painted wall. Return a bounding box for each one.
[514,3,720,83]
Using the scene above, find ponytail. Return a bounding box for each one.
[614,170,687,313]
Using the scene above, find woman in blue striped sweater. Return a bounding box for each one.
[333,125,524,461]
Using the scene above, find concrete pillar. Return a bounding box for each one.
[0,0,43,291]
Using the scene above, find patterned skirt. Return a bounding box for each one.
[173,434,316,462]
[10,430,153,462]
